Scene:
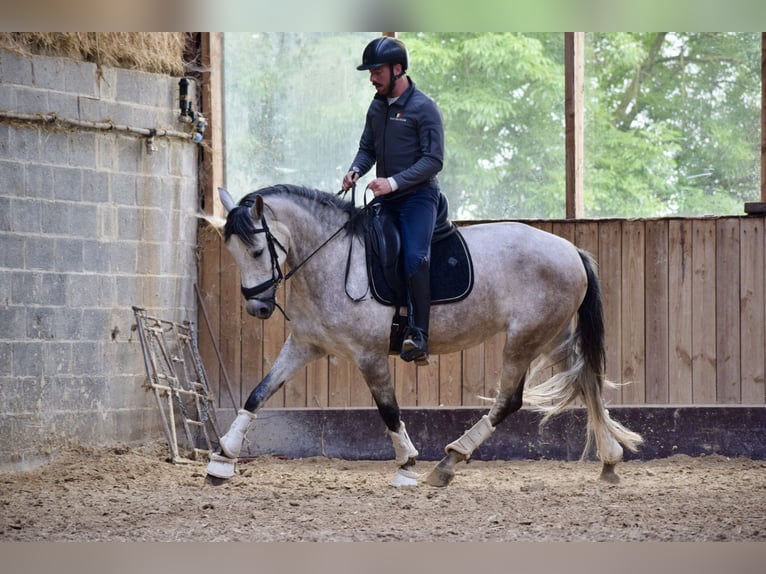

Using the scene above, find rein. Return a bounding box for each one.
[241,185,370,321]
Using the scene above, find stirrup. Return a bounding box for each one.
[401,331,429,365]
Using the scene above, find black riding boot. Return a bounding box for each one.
[400,258,431,366]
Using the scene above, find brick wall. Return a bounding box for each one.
[0,48,200,470]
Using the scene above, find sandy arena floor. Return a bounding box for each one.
[1,442,765,542]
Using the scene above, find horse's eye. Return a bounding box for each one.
[253,248,264,259]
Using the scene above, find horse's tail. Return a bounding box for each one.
[524,250,643,462]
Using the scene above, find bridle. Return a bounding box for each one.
[239,212,290,317]
[239,186,370,321]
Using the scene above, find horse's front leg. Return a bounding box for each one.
[357,354,419,487]
[206,335,323,484]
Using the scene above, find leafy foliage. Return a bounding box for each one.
[402,33,566,218]
[584,32,761,217]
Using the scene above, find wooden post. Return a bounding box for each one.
[763,31,766,204]
[745,32,766,214]
[200,32,225,218]
[197,33,228,407]
[565,32,584,219]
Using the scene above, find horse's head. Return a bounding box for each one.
[219,187,290,319]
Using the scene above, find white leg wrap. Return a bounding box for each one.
[596,411,624,465]
[219,409,257,459]
[390,467,419,487]
[206,452,237,479]
[388,421,419,465]
[445,415,495,459]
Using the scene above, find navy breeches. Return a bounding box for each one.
[378,185,439,276]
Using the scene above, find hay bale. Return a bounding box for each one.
[0,32,190,75]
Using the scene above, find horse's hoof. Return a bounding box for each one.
[391,468,419,487]
[599,463,620,484]
[206,452,236,480]
[425,465,455,487]
[205,474,228,487]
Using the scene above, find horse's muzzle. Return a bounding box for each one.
[245,298,274,319]
[241,281,278,320]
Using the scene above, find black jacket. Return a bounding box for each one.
[351,78,444,192]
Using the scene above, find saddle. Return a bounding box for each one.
[364,193,474,352]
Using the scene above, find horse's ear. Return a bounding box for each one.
[218,187,237,213]
[251,195,264,220]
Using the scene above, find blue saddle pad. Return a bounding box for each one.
[365,222,474,307]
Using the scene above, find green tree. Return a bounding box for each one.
[401,32,566,219]
[584,32,760,217]
[405,32,760,218]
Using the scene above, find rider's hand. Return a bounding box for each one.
[367,177,393,197]
[342,170,360,191]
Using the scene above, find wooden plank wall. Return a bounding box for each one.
[197,216,766,410]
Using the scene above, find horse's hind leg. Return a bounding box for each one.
[358,355,419,487]
[426,374,527,487]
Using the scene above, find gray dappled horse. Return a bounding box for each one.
[204,185,642,487]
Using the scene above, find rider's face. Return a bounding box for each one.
[369,64,398,95]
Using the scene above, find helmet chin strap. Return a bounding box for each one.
[387,63,405,97]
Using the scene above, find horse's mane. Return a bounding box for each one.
[224,184,367,245]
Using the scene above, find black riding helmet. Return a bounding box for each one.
[357,37,409,96]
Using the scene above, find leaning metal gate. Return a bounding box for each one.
[133,306,221,463]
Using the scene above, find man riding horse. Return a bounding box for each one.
[204,37,643,489]
[342,36,446,366]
